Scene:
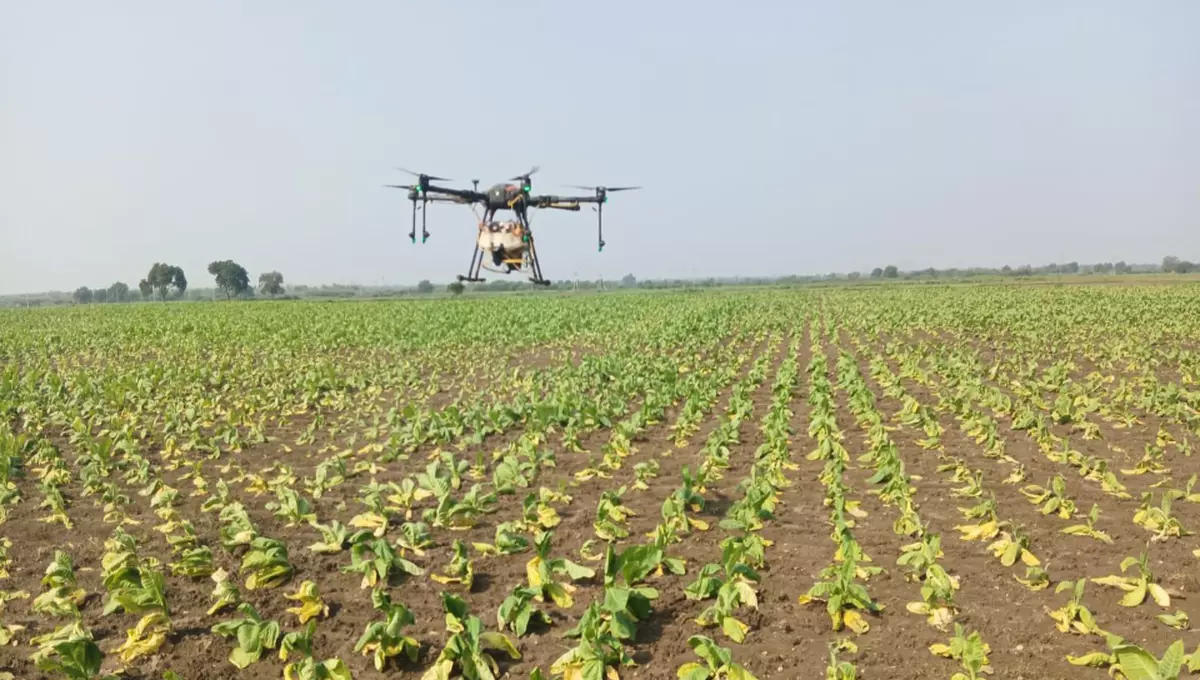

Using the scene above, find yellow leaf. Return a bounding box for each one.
[114,612,169,663]
[843,610,870,633]
[928,607,954,630]
[906,601,930,615]
[1119,582,1147,607]
[1148,583,1171,608]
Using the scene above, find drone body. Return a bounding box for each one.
[386,167,638,285]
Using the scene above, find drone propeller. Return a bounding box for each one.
[565,184,642,193]
[509,166,540,181]
[397,168,452,182]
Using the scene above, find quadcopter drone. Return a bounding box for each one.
[386,166,639,285]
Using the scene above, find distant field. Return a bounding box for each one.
[1,283,1199,679]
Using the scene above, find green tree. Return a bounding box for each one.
[93,288,108,303]
[258,271,285,297]
[207,260,250,299]
[145,263,187,300]
[447,281,465,296]
[416,279,435,294]
[883,265,899,278]
[72,286,93,304]
[620,273,637,287]
[870,267,883,278]
[138,279,153,299]
[107,281,130,302]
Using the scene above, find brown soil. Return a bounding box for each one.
[2,324,1198,680]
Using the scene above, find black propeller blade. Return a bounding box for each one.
[566,184,642,193]
[509,165,540,181]
[397,168,452,181]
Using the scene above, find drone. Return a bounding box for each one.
[386,166,639,285]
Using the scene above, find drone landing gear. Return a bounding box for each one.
[526,237,550,286]
[458,247,486,283]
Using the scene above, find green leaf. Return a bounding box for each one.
[677,661,711,680]
[1159,640,1185,679]
[1066,651,1112,667]
[1113,644,1162,680]
[721,616,749,643]
[479,631,521,660]
[229,646,258,669]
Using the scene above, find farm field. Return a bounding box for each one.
[1,284,1200,680]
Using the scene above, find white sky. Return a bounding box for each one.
[1,1,1198,294]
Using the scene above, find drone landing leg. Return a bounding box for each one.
[528,240,549,286]
[518,212,550,286]
[408,199,417,243]
[421,199,430,243]
[458,246,485,283]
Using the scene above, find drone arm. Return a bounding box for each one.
[529,194,601,206]
[421,184,486,203]
[528,195,607,251]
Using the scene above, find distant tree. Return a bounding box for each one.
[93,288,108,304]
[447,281,465,296]
[1015,264,1033,276]
[1160,256,1196,273]
[883,265,899,278]
[138,279,153,299]
[258,271,285,297]
[1001,265,1012,274]
[870,267,883,278]
[847,271,861,280]
[207,260,250,299]
[620,273,637,287]
[416,279,435,294]
[1114,261,1130,274]
[145,262,186,300]
[107,281,130,302]
[72,286,93,304]
[169,266,184,297]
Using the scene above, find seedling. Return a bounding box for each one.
[676,635,760,679]
[284,580,328,624]
[929,625,992,680]
[424,593,520,680]
[1046,580,1104,635]
[353,590,420,670]
[1060,504,1113,544]
[1020,475,1076,519]
[1091,551,1170,608]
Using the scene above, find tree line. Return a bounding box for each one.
[72,260,286,304]
[861,257,1198,280]
[58,253,1200,305]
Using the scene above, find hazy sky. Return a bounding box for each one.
[2,2,1198,294]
